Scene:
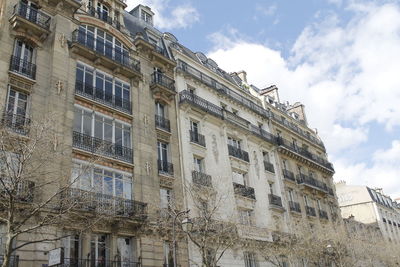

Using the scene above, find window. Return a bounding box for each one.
[232,171,248,186]
[187,85,196,94]
[190,120,199,134]
[90,234,109,264]
[317,199,322,210]
[269,183,274,195]
[244,252,258,267]
[288,189,294,202]
[74,106,131,148]
[292,138,298,150]
[157,141,169,163]
[282,159,289,171]
[96,3,109,21]
[263,151,270,162]
[5,89,28,129]
[163,241,174,267]
[239,209,254,226]
[193,156,203,172]
[72,162,132,199]
[141,10,153,24]
[304,195,309,206]
[11,40,35,78]
[228,137,241,149]
[116,237,135,264]
[62,234,80,264]
[160,188,172,209]
[155,102,166,118]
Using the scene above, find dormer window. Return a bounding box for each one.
[141,10,153,24]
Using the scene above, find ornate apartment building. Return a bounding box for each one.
[0,1,187,267]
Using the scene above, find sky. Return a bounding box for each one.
[126,0,400,199]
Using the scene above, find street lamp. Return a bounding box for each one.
[173,210,190,267]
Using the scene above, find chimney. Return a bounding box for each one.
[237,70,247,83]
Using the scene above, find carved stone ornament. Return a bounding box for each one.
[253,151,260,179]
[212,134,219,163]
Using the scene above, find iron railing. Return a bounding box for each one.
[1,112,31,135]
[154,44,169,57]
[269,194,283,207]
[9,56,36,79]
[155,115,171,132]
[13,2,51,29]
[75,81,132,114]
[87,7,122,30]
[62,258,141,267]
[319,210,329,220]
[192,170,212,187]
[179,90,224,118]
[158,160,174,176]
[189,130,206,147]
[0,255,19,267]
[282,169,296,182]
[289,201,301,213]
[233,182,255,200]
[227,145,249,162]
[306,206,316,217]
[296,174,328,193]
[72,131,133,163]
[64,188,147,219]
[71,29,140,73]
[0,179,35,203]
[151,72,175,91]
[249,124,277,145]
[264,161,275,173]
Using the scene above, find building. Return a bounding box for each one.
[169,36,339,266]
[336,182,400,243]
[0,1,187,266]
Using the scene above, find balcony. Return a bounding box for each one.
[75,81,132,114]
[263,161,275,173]
[268,194,284,210]
[192,170,212,187]
[72,131,133,163]
[319,210,329,220]
[223,110,250,130]
[70,29,141,79]
[9,56,36,80]
[233,182,255,200]
[189,130,206,147]
[64,188,147,220]
[227,145,249,162]
[9,2,51,41]
[296,174,329,194]
[1,112,31,135]
[179,90,224,119]
[87,7,122,30]
[155,115,171,133]
[289,201,301,213]
[249,125,277,145]
[150,72,176,99]
[158,160,174,176]
[305,206,316,217]
[0,179,35,203]
[282,169,296,182]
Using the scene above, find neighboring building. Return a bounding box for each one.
[336,182,400,243]
[169,36,339,265]
[0,1,187,267]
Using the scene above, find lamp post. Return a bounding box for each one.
[173,209,191,267]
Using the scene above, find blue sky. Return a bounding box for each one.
[127,0,400,198]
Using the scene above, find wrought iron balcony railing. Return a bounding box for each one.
[9,56,36,80]
[13,2,51,30]
[192,170,212,187]
[71,29,140,73]
[87,7,122,30]
[306,206,316,217]
[151,72,175,92]
[269,194,283,208]
[289,201,301,213]
[319,210,329,220]
[263,161,275,173]
[179,90,224,118]
[1,112,31,135]
[296,174,328,193]
[227,145,249,162]
[155,115,171,132]
[75,81,132,114]
[64,188,147,219]
[189,130,206,147]
[158,160,174,176]
[233,182,255,200]
[249,124,277,145]
[62,258,141,267]
[282,169,296,182]
[154,44,169,57]
[72,131,133,163]
[0,178,35,203]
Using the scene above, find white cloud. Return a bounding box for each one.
[126,0,199,30]
[206,2,400,197]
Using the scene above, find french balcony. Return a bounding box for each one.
[233,182,256,200]
[1,112,31,135]
[227,145,249,162]
[70,30,141,79]
[72,131,133,163]
[305,206,316,217]
[75,81,132,114]
[249,124,277,145]
[282,169,296,183]
[150,72,176,99]
[319,210,329,220]
[179,90,224,118]
[189,130,206,147]
[64,188,147,220]
[289,201,301,213]
[158,160,174,176]
[296,174,328,194]
[155,115,171,133]
[263,161,275,173]
[87,7,122,30]
[9,56,36,80]
[9,2,51,41]
[0,179,35,203]
[192,170,212,187]
[268,194,284,210]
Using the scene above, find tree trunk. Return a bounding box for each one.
[2,232,14,267]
